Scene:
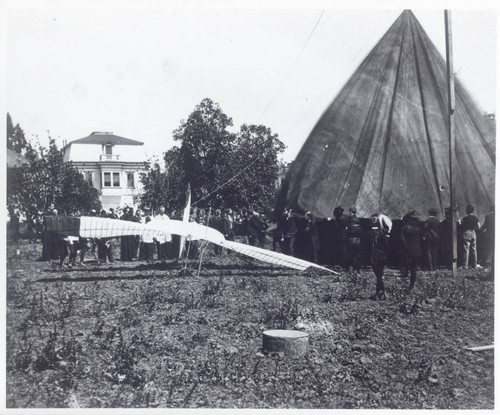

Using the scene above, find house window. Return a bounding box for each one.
[84,171,93,187]
[103,172,121,187]
[103,172,111,187]
[127,172,135,188]
[102,145,114,160]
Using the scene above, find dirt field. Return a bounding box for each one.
[5,238,494,409]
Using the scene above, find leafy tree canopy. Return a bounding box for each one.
[173,98,234,204]
[7,134,101,220]
[144,98,285,213]
[7,113,27,153]
[225,123,286,211]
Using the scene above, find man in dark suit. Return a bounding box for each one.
[459,205,481,269]
[332,206,349,269]
[423,208,441,271]
[401,212,422,291]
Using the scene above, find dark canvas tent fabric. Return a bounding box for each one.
[275,10,495,222]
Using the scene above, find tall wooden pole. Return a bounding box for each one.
[445,10,457,277]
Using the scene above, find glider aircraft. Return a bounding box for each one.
[44,215,334,273]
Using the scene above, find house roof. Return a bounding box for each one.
[67,132,144,147]
[7,148,29,168]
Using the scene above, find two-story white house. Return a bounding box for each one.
[62,131,147,211]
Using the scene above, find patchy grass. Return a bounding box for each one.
[6,240,494,409]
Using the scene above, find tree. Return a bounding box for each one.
[162,147,188,211]
[173,98,234,205]
[223,124,285,211]
[139,149,188,213]
[7,113,27,153]
[138,160,168,212]
[56,162,102,214]
[139,98,285,214]
[7,137,101,220]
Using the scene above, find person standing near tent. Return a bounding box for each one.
[459,205,481,269]
[480,205,494,273]
[247,210,262,248]
[346,207,363,272]
[332,206,349,269]
[369,213,392,300]
[271,211,287,252]
[401,211,422,291]
[305,211,320,263]
[439,208,454,269]
[280,209,297,256]
[423,208,441,271]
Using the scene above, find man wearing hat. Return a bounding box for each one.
[459,205,481,269]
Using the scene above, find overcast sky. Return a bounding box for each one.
[4,0,497,163]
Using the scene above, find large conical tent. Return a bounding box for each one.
[275,10,495,221]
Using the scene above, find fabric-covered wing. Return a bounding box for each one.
[44,216,224,242]
[145,219,226,244]
[79,217,159,239]
[44,216,332,273]
[220,240,336,273]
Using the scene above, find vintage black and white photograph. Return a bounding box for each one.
[3,0,497,411]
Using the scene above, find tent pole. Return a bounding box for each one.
[445,10,457,278]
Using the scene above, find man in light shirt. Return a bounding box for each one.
[153,205,172,260]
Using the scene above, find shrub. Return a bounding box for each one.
[260,298,300,329]
[338,272,368,302]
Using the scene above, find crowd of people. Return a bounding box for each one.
[7,202,495,298]
[33,204,178,267]
[28,204,272,267]
[275,204,494,298]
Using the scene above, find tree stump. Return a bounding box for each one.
[262,329,309,357]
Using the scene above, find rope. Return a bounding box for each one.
[191,12,394,205]
[280,10,392,142]
[192,157,260,207]
[193,11,392,205]
[257,10,325,123]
